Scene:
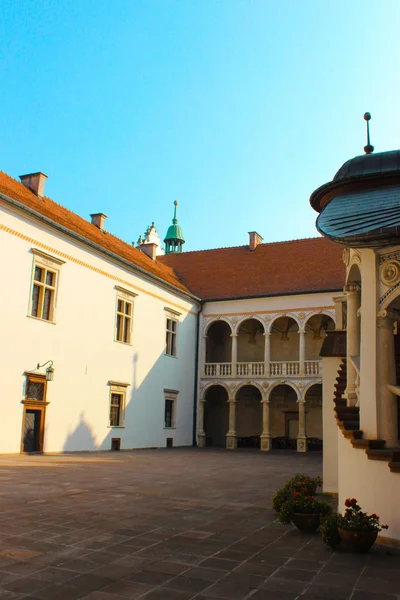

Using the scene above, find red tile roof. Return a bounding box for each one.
[159,238,345,300]
[0,172,345,302]
[0,172,191,295]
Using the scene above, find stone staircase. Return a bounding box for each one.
[333,359,400,473]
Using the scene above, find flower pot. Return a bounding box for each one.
[338,528,378,553]
[291,513,321,533]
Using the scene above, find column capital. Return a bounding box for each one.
[344,283,361,294]
[297,329,306,335]
[263,331,271,337]
[377,309,397,322]
[227,397,236,404]
[260,398,270,404]
[230,333,238,338]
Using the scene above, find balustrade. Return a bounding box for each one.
[204,360,321,378]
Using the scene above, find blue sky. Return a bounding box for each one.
[1,0,399,251]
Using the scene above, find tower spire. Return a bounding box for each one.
[164,201,185,254]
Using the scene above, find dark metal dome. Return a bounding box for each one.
[333,150,400,181]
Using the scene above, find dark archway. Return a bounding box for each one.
[206,321,232,363]
[237,318,265,363]
[204,385,229,447]
[236,385,262,448]
[304,383,323,451]
[269,384,298,449]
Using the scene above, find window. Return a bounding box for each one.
[116,298,133,343]
[110,393,123,426]
[108,381,129,427]
[29,250,64,323]
[164,389,178,428]
[166,317,177,356]
[114,286,136,344]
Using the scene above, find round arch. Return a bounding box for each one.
[200,381,230,401]
[205,320,232,364]
[304,311,335,330]
[235,384,263,448]
[268,383,299,449]
[204,318,233,336]
[235,380,265,400]
[203,384,229,447]
[268,313,301,334]
[346,259,362,287]
[234,315,266,334]
[267,380,300,400]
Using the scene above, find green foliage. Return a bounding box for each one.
[338,498,388,533]
[320,513,341,548]
[277,493,331,524]
[272,473,322,515]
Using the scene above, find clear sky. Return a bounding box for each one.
[1,0,399,251]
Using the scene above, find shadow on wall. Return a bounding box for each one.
[60,308,195,453]
[63,412,97,451]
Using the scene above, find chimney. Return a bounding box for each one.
[139,242,157,261]
[90,213,107,231]
[19,172,48,198]
[248,231,263,251]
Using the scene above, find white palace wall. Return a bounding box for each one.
[0,200,198,454]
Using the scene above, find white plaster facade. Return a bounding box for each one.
[0,198,198,454]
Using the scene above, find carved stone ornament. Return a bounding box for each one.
[264,314,271,322]
[231,316,238,324]
[261,382,270,391]
[298,312,305,321]
[380,261,400,287]
[343,248,350,266]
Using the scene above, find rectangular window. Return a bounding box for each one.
[31,265,57,321]
[108,381,129,428]
[164,389,178,428]
[110,393,123,426]
[29,249,64,323]
[166,317,177,356]
[116,298,133,343]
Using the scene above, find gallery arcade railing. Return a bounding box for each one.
[203,360,321,378]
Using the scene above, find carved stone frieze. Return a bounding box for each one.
[380,260,400,287]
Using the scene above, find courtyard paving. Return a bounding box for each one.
[0,448,399,600]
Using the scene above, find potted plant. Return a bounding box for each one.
[336,498,388,552]
[272,474,322,516]
[278,491,331,533]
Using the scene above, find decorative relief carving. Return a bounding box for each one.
[298,312,305,321]
[343,248,350,266]
[231,316,238,324]
[380,261,400,287]
[379,251,400,265]
[263,314,271,322]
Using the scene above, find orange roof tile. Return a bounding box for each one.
[0,172,192,296]
[159,238,345,300]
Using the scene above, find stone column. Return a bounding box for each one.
[344,284,361,406]
[198,398,206,447]
[298,330,306,375]
[264,332,271,376]
[377,311,399,447]
[297,397,307,452]
[226,396,237,449]
[231,333,238,377]
[201,335,207,377]
[260,399,272,451]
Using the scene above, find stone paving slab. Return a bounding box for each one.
[0,448,399,599]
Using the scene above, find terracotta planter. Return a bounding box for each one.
[291,513,321,533]
[338,528,378,553]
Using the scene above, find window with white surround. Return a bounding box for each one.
[165,308,180,357]
[108,381,129,427]
[114,286,137,344]
[29,250,64,323]
[164,389,178,428]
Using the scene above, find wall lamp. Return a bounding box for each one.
[37,360,55,382]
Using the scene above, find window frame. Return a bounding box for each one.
[164,308,181,357]
[108,381,129,428]
[164,388,178,429]
[28,250,64,324]
[114,286,137,345]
